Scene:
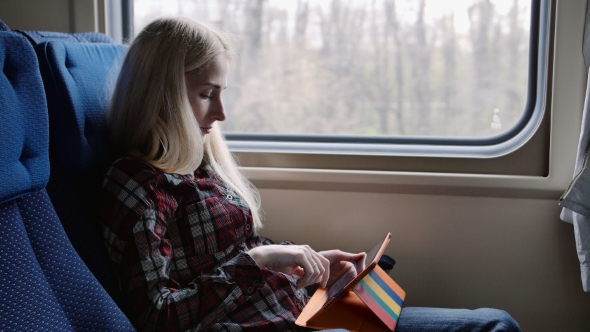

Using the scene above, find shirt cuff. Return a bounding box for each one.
[582,264,590,292]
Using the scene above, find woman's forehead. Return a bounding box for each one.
[186,55,229,87]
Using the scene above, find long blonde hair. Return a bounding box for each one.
[108,17,262,228]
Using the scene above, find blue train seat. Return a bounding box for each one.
[0,30,135,331]
[35,38,130,310]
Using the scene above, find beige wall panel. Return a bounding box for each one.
[0,0,71,32]
[258,188,590,332]
[0,0,96,32]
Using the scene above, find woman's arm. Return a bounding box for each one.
[100,161,265,331]
[120,206,266,332]
[248,244,330,289]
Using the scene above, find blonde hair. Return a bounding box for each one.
[108,17,262,228]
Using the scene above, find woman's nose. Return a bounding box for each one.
[211,99,226,122]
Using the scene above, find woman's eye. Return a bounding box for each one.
[199,94,212,100]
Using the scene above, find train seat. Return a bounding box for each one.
[34,37,130,310]
[0,30,135,331]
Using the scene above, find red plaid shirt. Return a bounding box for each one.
[99,157,308,331]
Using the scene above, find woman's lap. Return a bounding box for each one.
[396,307,522,332]
[298,307,521,332]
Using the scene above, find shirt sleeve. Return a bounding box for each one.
[245,229,295,249]
[128,206,265,332]
[100,161,266,332]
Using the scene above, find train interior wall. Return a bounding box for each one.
[1,0,589,330]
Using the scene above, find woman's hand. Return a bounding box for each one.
[318,250,366,288]
[248,244,330,289]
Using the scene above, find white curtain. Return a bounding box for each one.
[558,1,590,292]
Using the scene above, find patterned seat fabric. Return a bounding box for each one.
[35,39,129,310]
[0,31,135,331]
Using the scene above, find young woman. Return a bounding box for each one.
[99,17,522,332]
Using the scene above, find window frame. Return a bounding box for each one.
[225,0,548,159]
[126,0,553,176]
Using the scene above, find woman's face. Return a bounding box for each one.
[185,55,229,135]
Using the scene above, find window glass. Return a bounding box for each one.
[134,0,532,139]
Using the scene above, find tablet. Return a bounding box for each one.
[296,232,399,331]
[322,232,391,308]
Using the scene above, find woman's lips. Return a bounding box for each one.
[200,126,212,134]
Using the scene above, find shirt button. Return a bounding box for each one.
[245,224,251,230]
[227,195,233,200]
[247,287,253,294]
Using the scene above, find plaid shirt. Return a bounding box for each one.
[99,157,308,331]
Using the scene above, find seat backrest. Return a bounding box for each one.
[16,29,115,45]
[0,31,135,331]
[34,39,129,310]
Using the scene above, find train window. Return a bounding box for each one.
[129,0,550,173]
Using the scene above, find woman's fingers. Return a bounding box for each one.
[319,250,366,264]
[248,244,330,289]
[314,251,330,288]
[297,245,329,289]
[317,250,367,288]
[249,247,367,289]
[296,247,315,287]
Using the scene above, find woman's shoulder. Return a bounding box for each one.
[101,156,176,214]
[105,156,201,191]
[103,156,166,192]
[108,156,159,176]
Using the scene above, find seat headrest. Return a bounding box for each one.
[36,41,128,172]
[0,32,49,205]
[17,30,114,46]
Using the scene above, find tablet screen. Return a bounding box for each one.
[325,235,388,300]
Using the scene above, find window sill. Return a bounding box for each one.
[240,166,563,200]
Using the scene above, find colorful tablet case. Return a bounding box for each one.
[295,265,406,332]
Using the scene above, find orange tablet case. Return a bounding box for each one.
[296,257,406,331]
